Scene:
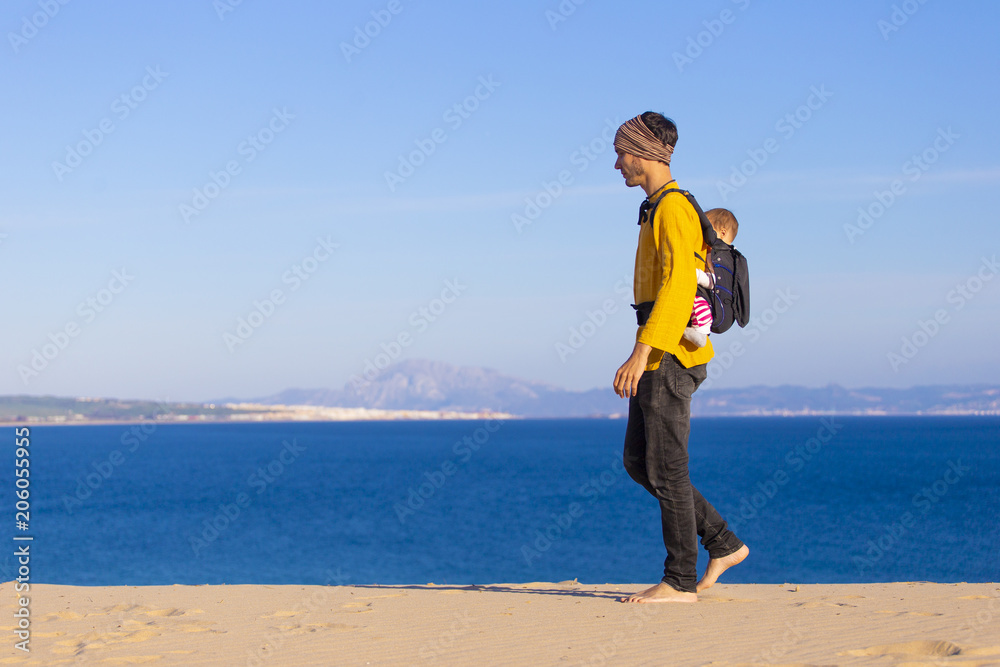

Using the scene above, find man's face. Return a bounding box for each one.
[614,149,644,188]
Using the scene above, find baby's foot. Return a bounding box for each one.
[683,327,707,348]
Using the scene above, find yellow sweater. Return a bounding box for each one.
[633,182,715,371]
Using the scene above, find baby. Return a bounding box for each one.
[683,208,739,347]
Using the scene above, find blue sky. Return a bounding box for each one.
[2,0,998,401]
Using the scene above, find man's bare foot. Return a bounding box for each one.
[620,582,697,603]
[696,544,749,592]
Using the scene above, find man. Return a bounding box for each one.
[612,112,748,603]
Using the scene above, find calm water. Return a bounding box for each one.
[6,417,999,586]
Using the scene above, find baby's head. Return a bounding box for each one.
[706,208,738,245]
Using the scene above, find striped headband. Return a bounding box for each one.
[614,115,674,165]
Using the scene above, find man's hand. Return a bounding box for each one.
[614,342,654,398]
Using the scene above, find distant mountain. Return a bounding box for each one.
[693,384,1000,417]
[241,359,625,419]
[236,359,1000,418]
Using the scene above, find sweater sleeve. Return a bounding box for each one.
[636,196,700,352]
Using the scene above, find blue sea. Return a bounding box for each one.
[7,417,1000,586]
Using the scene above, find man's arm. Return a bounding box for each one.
[614,341,653,398]
[613,197,701,398]
[637,198,700,353]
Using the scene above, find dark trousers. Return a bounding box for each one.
[623,354,744,593]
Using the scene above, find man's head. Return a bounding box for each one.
[614,112,677,195]
[635,112,677,149]
[706,208,739,245]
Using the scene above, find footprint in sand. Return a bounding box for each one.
[844,639,962,658]
[139,616,222,634]
[261,610,304,619]
[141,608,187,618]
[272,622,356,635]
[97,656,164,665]
[51,628,162,655]
[100,604,144,614]
[803,595,861,605]
[874,610,943,617]
[174,620,225,634]
[39,610,86,622]
[81,604,144,628]
[0,625,67,637]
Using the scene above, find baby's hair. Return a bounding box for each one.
[706,208,738,241]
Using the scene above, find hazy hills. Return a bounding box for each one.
[240,359,1000,418]
[237,359,624,418]
[5,359,997,423]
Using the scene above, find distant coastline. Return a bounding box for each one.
[3,361,999,424]
[1,394,997,427]
[0,398,512,427]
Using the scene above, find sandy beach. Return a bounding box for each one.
[2,580,998,666]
